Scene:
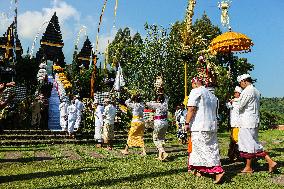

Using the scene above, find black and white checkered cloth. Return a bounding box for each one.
[14,85,27,101]
[94,92,109,104]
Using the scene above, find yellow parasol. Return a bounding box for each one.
[64,83,72,88]
[210,31,254,55]
[58,73,65,76]
[61,80,70,84]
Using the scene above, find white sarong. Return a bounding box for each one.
[188,131,221,167]
[238,128,263,153]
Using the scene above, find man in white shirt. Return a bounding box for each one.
[59,96,68,131]
[67,99,77,137]
[237,74,277,173]
[93,99,104,147]
[74,95,85,130]
[185,77,224,184]
[226,86,242,161]
[102,98,116,150]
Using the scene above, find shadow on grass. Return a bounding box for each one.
[267,151,282,158]
[0,148,47,152]
[40,167,188,189]
[0,145,48,152]
[0,167,103,184]
[221,158,245,183]
[271,148,284,153]
[221,158,283,183]
[253,160,283,174]
[0,156,54,163]
[166,152,188,162]
[146,147,187,155]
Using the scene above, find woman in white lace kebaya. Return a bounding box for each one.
[185,77,224,184]
[146,95,168,161]
[121,94,146,156]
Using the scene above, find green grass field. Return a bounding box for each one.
[0,130,283,189]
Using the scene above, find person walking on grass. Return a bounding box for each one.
[226,86,242,161]
[121,94,146,156]
[237,74,277,173]
[185,77,224,184]
[102,98,116,150]
[146,94,169,161]
[175,103,188,145]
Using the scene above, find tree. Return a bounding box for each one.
[15,55,39,95]
[107,14,255,131]
[260,110,279,130]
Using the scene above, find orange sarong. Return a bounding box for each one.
[187,136,192,153]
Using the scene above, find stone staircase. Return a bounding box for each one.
[0,130,158,146]
[48,81,61,131]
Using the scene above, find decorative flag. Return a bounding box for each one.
[95,0,108,53]
[90,58,97,98]
[114,63,125,91]
[113,0,118,28]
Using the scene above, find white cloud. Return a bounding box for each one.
[0,0,140,64]
[17,0,79,40]
[0,12,14,35]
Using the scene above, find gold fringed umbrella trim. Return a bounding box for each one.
[41,41,64,47]
[209,31,254,54]
[78,56,92,61]
[0,45,22,50]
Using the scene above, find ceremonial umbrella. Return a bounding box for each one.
[209,30,254,92]
[209,31,254,55]
[210,30,254,130]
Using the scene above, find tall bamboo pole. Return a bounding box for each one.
[183,0,196,105]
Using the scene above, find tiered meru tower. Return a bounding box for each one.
[0,22,23,60]
[36,12,65,67]
[77,36,95,69]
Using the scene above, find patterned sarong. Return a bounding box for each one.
[188,131,224,174]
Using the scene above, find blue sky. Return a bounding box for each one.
[0,0,283,97]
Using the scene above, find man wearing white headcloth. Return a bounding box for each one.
[67,99,77,136]
[185,77,224,184]
[237,74,277,173]
[93,98,104,147]
[74,95,85,130]
[59,97,68,131]
[226,86,242,161]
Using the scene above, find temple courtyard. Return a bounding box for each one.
[0,130,283,189]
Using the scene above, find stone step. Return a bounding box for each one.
[2,130,128,135]
[0,139,93,145]
[1,130,129,137]
[2,130,67,135]
[0,137,162,145]
[0,134,70,140]
[0,133,153,140]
